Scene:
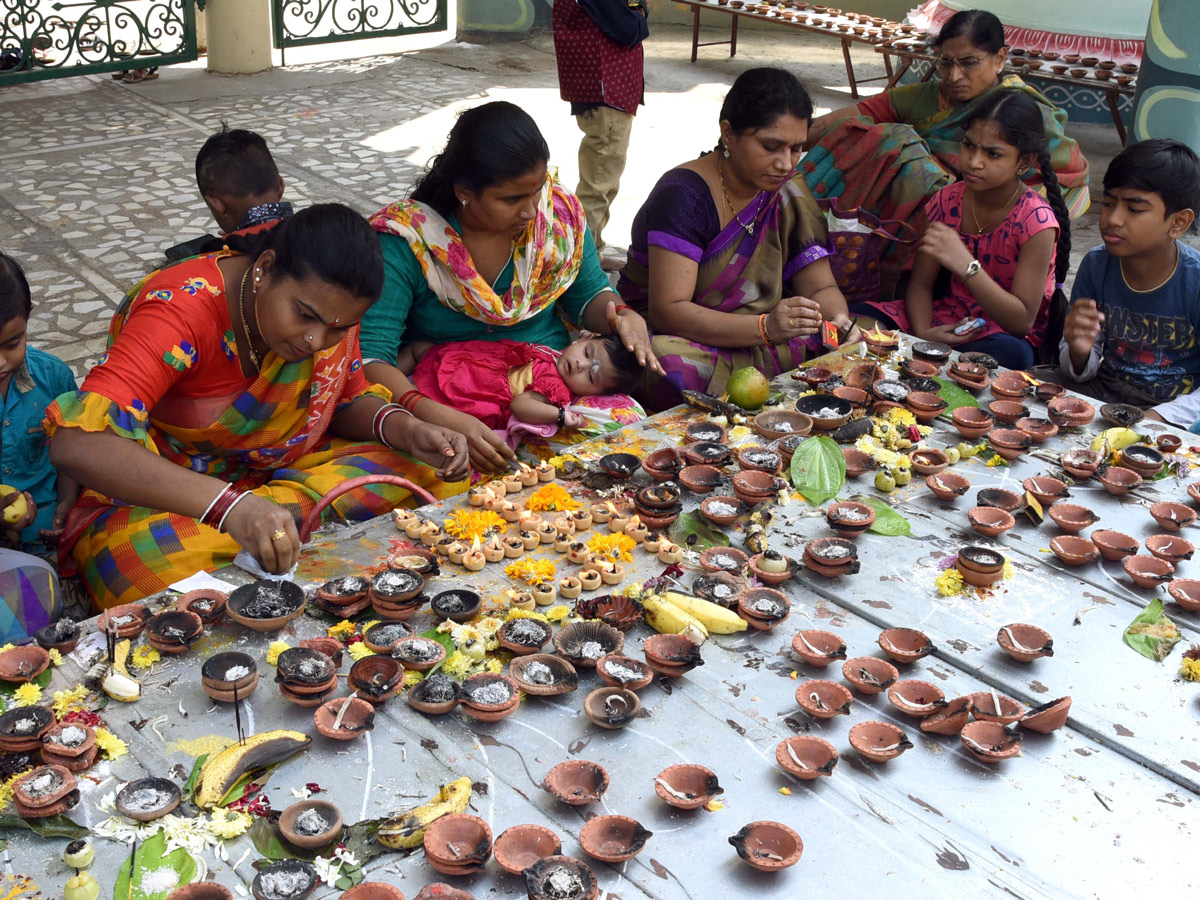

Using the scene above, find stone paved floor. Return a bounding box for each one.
[0,23,1138,377]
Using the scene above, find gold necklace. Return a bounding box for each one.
[237,265,261,369]
[718,156,757,236]
[966,181,1023,235]
[1120,246,1180,294]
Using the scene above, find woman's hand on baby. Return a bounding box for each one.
[919,222,974,274]
[433,408,515,474]
[767,296,822,342]
[606,300,663,375]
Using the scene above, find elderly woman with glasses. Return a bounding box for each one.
[802,9,1089,311]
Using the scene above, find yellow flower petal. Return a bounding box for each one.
[525,484,580,512]
[347,642,374,661]
[12,683,42,707]
[266,641,291,665]
[94,727,128,761]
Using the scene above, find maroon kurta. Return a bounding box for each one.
[553,0,645,116]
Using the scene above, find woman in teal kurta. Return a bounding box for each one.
[361,102,658,473]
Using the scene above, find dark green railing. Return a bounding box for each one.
[0,0,198,85]
[271,0,447,49]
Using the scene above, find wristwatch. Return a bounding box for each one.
[961,259,982,281]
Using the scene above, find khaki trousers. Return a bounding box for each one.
[574,105,634,251]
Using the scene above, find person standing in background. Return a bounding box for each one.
[553,0,648,271]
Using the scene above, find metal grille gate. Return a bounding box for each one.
[271,0,446,49]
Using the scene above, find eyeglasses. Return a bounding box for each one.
[935,54,990,73]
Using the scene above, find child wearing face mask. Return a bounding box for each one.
[399,334,643,431]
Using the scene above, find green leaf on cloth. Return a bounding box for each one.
[0,813,89,838]
[854,496,912,536]
[934,378,981,417]
[1122,598,1182,662]
[789,435,845,505]
[669,511,730,551]
[0,667,52,701]
[182,754,208,801]
[114,829,198,900]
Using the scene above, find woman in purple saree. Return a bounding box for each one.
[619,68,860,410]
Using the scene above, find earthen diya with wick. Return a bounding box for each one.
[462,538,486,572]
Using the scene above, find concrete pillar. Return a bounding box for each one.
[1130,0,1200,149]
[196,8,207,54]
[205,0,273,75]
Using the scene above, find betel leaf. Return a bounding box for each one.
[854,496,912,536]
[0,813,89,838]
[182,754,208,800]
[113,829,198,900]
[789,435,845,505]
[669,511,730,551]
[934,377,981,417]
[1122,598,1182,662]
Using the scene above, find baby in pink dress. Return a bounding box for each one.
[402,335,643,431]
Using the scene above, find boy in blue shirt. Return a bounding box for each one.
[0,251,79,641]
[1055,139,1200,424]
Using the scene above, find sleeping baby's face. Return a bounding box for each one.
[557,338,617,396]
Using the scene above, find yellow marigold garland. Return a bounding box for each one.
[525,484,579,512]
[505,558,557,585]
[587,532,635,563]
[444,508,507,541]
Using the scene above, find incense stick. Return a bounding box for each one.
[232,679,244,745]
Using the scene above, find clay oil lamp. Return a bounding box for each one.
[0,645,50,685]
[845,360,882,390]
[596,559,626,586]
[862,326,899,356]
[649,763,723,811]
[684,420,727,444]
[565,540,589,564]
[905,391,947,424]
[736,445,783,475]
[841,447,873,477]
[460,673,521,723]
[524,856,600,900]
[871,378,911,408]
[732,469,784,504]
[584,686,641,729]
[598,452,639,479]
[407,673,461,715]
[990,371,1034,400]
[368,568,423,603]
[968,505,1016,538]
[580,815,652,864]
[997,623,1054,662]
[961,721,1022,763]
[794,396,852,432]
[841,656,898,694]
[596,654,654,692]
[501,471,524,494]
[925,470,970,502]
[515,528,538,551]
[622,515,649,544]
[1167,579,1200,611]
[516,462,539,488]
[792,630,847,666]
[1061,447,1102,479]
[97,603,150,639]
[1091,530,1139,561]
[737,587,791,631]
[968,691,1023,724]
[749,550,796,585]
[987,400,1029,425]
[678,464,722,495]
[570,508,593,531]
[551,575,580,600]
[912,340,951,364]
[418,520,444,545]
[886,680,947,718]
[531,581,557,606]
[278,799,343,850]
[951,406,994,439]
[877,627,935,664]
[849,720,913,763]
[693,572,742,609]
[510,654,579,697]
[358,621,411,655]
[1023,475,1069,506]
[32,616,81,655]
[166,885,235,900]
[498,617,553,656]
[1150,500,1196,532]
[201,650,259,703]
[825,500,875,538]
[947,360,991,392]
[833,385,870,409]
[1020,696,1073,734]
[699,546,749,574]
[552,533,571,554]
[431,587,482,624]
[349,655,404,705]
[175,589,226,626]
[13,764,80,819]
[1069,67,1088,77]
[1123,554,1175,588]
[502,534,526,558]
[251,861,320,900]
[392,636,446,672]
[642,531,665,554]
[578,568,603,591]
[1035,382,1065,402]
[275,648,338,707]
[433,535,461,558]
[423,813,493,877]
[803,536,860,578]
[1016,416,1058,443]
[643,633,703,677]
[606,504,631,534]
[1047,502,1099,534]
[441,540,468,564]
[387,546,437,576]
[1050,535,1100,566]
[494,825,562,876]
[729,821,804,872]
[496,499,522,524]
[477,536,504,563]
[657,541,684,565]
[909,448,949,475]
[1146,533,1195,564]
[920,695,974,735]
[1120,444,1166,478]
[461,538,486,572]
[987,428,1032,461]
[554,621,623,668]
[313,572,368,612]
[543,759,609,806]
[1158,433,1183,453]
[40,722,98,771]
[955,545,1007,587]
[590,501,615,525]
[113,777,181,824]
[1047,395,1096,428]
[574,594,644,633]
[466,485,490,508]
[901,357,940,378]
[404,516,427,538]
[795,679,852,719]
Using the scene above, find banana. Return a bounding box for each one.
[193,729,312,809]
[376,777,473,849]
[1090,427,1142,454]
[0,484,27,524]
[101,639,141,703]
[659,591,747,634]
[641,594,709,642]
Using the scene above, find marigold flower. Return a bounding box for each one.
[208,806,253,839]
[266,641,290,665]
[12,683,42,707]
[505,558,557,585]
[347,642,374,662]
[444,508,507,541]
[525,484,580,512]
[52,684,91,717]
[48,648,64,666]
[587,532,635,562]
[95,727,128,761]
[326,620,356,640]
[935,567,966,597]
[131,645,161,670]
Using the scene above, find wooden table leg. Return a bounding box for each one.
[691,6,700,63]
[882,50,893,82]
[731,13,738,58]
[1106,89,1127,144]
[841,38,858,98]
[886,57,912,88]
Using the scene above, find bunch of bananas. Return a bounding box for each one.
[641,590,748,640]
